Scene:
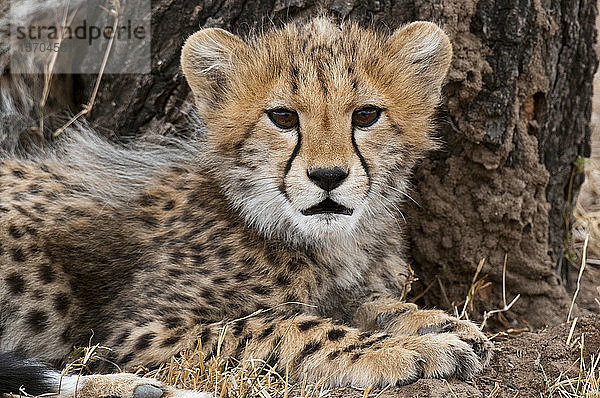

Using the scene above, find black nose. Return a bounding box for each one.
[307,167,349,191]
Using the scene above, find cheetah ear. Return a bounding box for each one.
[388,22,453,96]
[181,28,247,113]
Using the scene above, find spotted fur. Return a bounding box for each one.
[0,6,491,397]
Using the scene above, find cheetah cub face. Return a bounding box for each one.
[181,18,452,245]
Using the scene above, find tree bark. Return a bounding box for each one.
[77,0,597,328]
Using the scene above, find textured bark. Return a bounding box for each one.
[73,0,597,328]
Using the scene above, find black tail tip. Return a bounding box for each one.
[0,352,58,396]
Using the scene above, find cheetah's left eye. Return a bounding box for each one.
[352,106,381,128]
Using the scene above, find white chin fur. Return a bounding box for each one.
[231,187,364,247]
[222,164,372,247]
[293,209,362,237]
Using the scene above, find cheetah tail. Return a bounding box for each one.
[0,352,61,396]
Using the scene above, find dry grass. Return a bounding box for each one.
[544,241,600,398]
[57,335,341,398]
[34,0,119,137]
[545,101,600,398]
[566,7,600,346]
[145,341,334,398]
[545,329,600,397]
[554,4,600,394]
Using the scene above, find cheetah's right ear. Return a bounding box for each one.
[181,28,247,114]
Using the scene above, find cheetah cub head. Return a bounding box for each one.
[181,18,452,246]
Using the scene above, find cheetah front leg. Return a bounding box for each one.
[27,311,484,396]
[352,295,493,366]
[71,312,482,391]
[247,313,484,384]
[204,312,482,386]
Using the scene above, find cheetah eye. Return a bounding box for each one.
[267,108,299,129]
[352,106,381,128]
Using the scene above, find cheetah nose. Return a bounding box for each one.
[307,167,348,191]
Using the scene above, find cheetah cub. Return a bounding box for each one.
[0,15,492,398]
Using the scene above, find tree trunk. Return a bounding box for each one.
[78,0,597,328]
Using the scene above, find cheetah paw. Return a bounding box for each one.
[412,333,483,380]
[346,333,482,386]
[368,304,493,367]
[417,319,493,366]
[58,373,212,398]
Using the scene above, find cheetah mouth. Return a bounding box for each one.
[301,198,354,216]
